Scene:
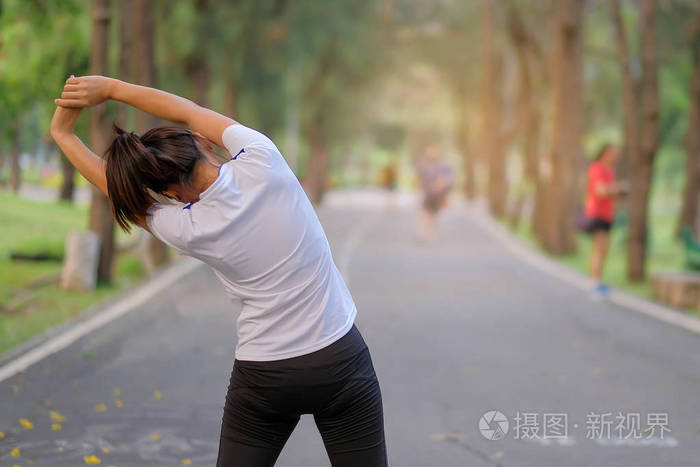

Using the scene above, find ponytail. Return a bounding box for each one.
[105,122,204,233]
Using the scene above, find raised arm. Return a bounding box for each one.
[55,75,238,149]
[49,106,108,196]
[49,103,153,234]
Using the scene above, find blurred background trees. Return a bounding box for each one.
[1,0,699,286]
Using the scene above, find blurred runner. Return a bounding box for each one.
[415,145,453,243]
[583,143,628,299]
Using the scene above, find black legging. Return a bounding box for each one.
[216,324,388,466]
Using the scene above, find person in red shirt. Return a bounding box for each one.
[584,144,628,297]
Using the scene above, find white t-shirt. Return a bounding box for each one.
[146,124,357,361]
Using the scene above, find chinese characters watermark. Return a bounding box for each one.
[478,410,671,443]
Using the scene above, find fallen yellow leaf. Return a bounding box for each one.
[181,460,192,466]
[0,431,4,438]
[19,418,34,429]
[51,423,62,431]
[151,433,160,441]
[11,447,20,457]
[114,400,123,408]
[153,390,163,400]
[113,388,121,396]
[94,404,107,413]
[83,455,101,464]
[101,447,110,454]
[49,411,66,422]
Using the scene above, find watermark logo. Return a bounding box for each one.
[479,410,509,440]
[475,410,672,445]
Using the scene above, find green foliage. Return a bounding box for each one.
[0,0,90,144]
[0,0,696,185]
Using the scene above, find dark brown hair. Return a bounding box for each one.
[593,143,615,162]
[105,122,204,233]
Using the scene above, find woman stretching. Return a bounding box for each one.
[51,75,388,467]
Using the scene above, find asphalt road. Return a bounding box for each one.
[1,191,699,467]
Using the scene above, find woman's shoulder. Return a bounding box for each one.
[222,124,278,157]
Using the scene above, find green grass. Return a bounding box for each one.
[0,190,147,354]
[507,207,687,304]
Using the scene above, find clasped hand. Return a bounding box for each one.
[55,74,113,108]
[50,74,112,138]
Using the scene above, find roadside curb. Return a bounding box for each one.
[465,203,700,337]
[0,256,204,383]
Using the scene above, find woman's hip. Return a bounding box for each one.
[225,324,379,412]
[231,324,370,384]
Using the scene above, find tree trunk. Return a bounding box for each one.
[520,92,540,190]
[223,48,242,119]
[9,133,21,193]
[116,0,134,126]
[223,80,238,119]
[0,148,5,188]
[133,0,157,134]
[58,153,76,202]
[508,5,542,229]
[305,117,328,205]
[88,0,115,284]
[455,81,476,199]
[284,60,301,173]
[133,0,169,267]
[540,0,584,255]
[481,0,506,217]
[626,0,660,281]
[507,6,541,186]
[301,41,336,205]
[611,0,639,220]
[610,3,638,181]
[679,12,700,236]
[187,59,211,107]
[185,0,211,107]
[532,173,549,239]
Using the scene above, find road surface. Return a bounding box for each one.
[1,191,699,466]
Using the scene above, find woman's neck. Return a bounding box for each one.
[192,159,221,199]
